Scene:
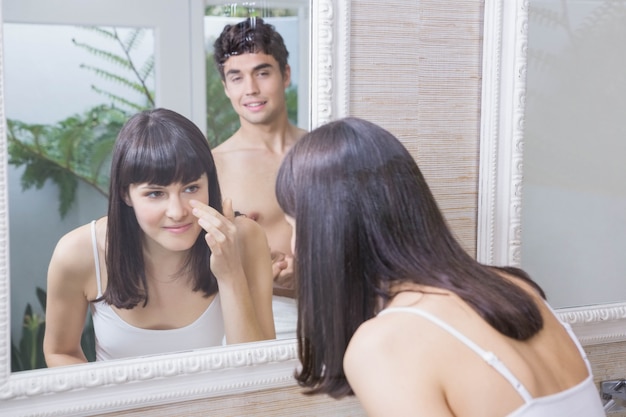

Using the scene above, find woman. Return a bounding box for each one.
[275,117,604,416]
[44,108,275,366]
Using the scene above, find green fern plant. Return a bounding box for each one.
[10,289,46,371]
[72,27,155,111]
[7,27,154,218]
[7,106,128,216]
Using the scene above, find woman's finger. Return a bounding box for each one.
[191,199,230,230]
[190,199,220,218]
[222,198,235,221]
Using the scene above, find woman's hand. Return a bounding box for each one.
[190,198,245,282]
[271,251,295,298]
[191,198,275,342]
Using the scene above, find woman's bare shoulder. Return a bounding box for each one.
[49,219,105,283]
[345,311,438,369]
[343,314,447,416]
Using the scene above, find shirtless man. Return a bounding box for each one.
[212,18,306,332]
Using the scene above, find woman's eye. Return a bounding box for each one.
[185,185,200,193]
[146,191,163,198]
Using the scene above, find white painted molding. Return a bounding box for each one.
[0,0,10,392]
[1,340,299,416]
[0,1,349,415]
[557,302,626,346]
[310,0,350,128]
[477,0,626,348]
[477,0,528,268]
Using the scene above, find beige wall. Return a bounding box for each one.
[350,0,483,256]
[101,387,363,416]
[103,1,623,415]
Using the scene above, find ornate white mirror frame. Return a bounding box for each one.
[478,0,626,346]
[0,0,350,415]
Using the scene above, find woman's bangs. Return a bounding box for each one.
[125,134,206,186]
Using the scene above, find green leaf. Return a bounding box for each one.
[11,340,24,372]
[81,313,97,362]
[36,286,47,312]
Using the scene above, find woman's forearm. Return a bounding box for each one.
[44,350,88,368]
[219,276,271,344]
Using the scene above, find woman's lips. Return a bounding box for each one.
[164,223,192,234]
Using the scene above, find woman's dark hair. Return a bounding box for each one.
[103,108,222,308]
[275,117,546,398]
[213,17,289,80]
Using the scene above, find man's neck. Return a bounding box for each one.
[236,119,298,154]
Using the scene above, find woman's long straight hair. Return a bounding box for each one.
[276,117,545,398]
[104,108,222,308]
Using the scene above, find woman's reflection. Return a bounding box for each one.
[43,108,275,366]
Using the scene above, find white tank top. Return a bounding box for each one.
[378,305,605,417]
[89,220,225,361]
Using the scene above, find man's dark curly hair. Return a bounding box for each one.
[213,17,290,80]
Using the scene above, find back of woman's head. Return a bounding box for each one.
[276,117,456,395]
[277,117,452,271]
[105,108,221,307]
[276,117,544,397]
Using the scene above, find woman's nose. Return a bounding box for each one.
[166,195,187,220]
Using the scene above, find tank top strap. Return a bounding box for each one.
[90,220,103,297]
[378,306,533,403]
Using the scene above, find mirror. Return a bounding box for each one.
[520,0,626,309]
[4,0,312,356]
[0,0,350,414]
[478,0,626,345]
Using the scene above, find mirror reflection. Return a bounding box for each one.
[5,0,308,371]
[521,0,626,308]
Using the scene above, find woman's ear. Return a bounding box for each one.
[123,192,133,207]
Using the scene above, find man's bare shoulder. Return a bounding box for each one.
[212,135,243,155]
[293,126,308,140]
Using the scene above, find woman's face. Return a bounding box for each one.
[125,174,209,254]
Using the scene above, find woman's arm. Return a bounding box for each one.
[191,199,275,343]
[235,214,276,339]
[43,225,93,367]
